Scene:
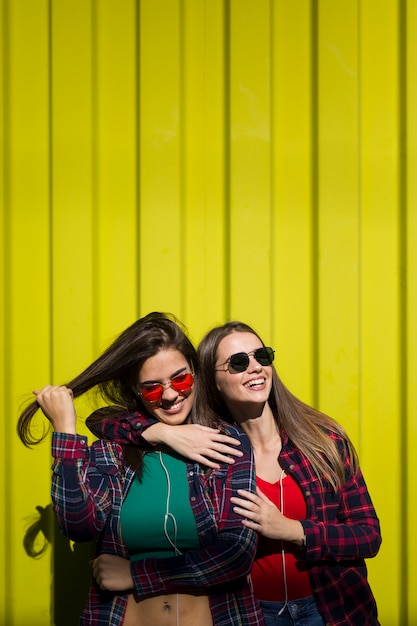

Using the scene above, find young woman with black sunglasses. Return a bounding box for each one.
[195,321,381,626]
[17,313,265,626]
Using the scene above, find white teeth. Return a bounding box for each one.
[245,378,264,388]
[167,401,183,410]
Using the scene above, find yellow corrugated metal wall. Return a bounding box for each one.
[1,0,416,624]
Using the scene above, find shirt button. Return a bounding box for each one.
[305,490,311,497]
[80,439,86,445]
[191,496,196,501]
[289,464,295,471]
[189,471,194,477]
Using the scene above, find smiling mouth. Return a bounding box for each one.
[244,378,265,389]
[160,398,186,412]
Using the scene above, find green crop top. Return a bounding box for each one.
[121,450,200,560]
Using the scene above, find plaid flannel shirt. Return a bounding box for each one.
[91,414,381,626]
[279,430,381,625]
[51,419,264,626]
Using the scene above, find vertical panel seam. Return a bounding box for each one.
[48,3,55,615]
[357,0,362,454]
[269,0,274,339]
[223,0,231,320]
[180,0,185,320]
[91,0,99,353]
[2,0,12,620]
[310,0,319,409]
[48,0,54,385]
[136,0,141,317]
[398,0,408,620]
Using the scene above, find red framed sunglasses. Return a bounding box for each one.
[137,372,194,404]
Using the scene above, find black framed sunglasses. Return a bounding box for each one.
[216,347,275,373]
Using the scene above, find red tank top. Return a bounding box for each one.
[251,473,312,601]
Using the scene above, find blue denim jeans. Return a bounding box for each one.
[259,596,325,626]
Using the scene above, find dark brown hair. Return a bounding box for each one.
[17,312,199,449]
[196,321,359,490]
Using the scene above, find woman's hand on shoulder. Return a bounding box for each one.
[33,385,77,434]
[144,423,243,468]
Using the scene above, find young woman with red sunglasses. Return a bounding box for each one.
[17,313,265,626]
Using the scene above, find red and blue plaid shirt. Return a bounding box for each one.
[51,418,264,626]
[89,414,381,626]
[280,429,381,625]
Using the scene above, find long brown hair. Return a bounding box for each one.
[196,321,359,490]
[17,312,199,451]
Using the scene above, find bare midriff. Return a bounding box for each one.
[123,592,213,626]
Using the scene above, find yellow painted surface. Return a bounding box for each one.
[406,2,417,621]
[318,0,360,440]
[360,2,403,624]
[139,0,183,317]
[272,0,314,405]
[2,1,52,624]
[93,0,138,345]
[182,0,227,339]
[1,0,416,624]
[228,0,272,335]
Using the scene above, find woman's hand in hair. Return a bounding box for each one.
[33,385,77,435]
[143,423,243,469]
[231,487,305,546]
[91,554,133,592]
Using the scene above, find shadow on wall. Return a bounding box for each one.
[24,503,95,626]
